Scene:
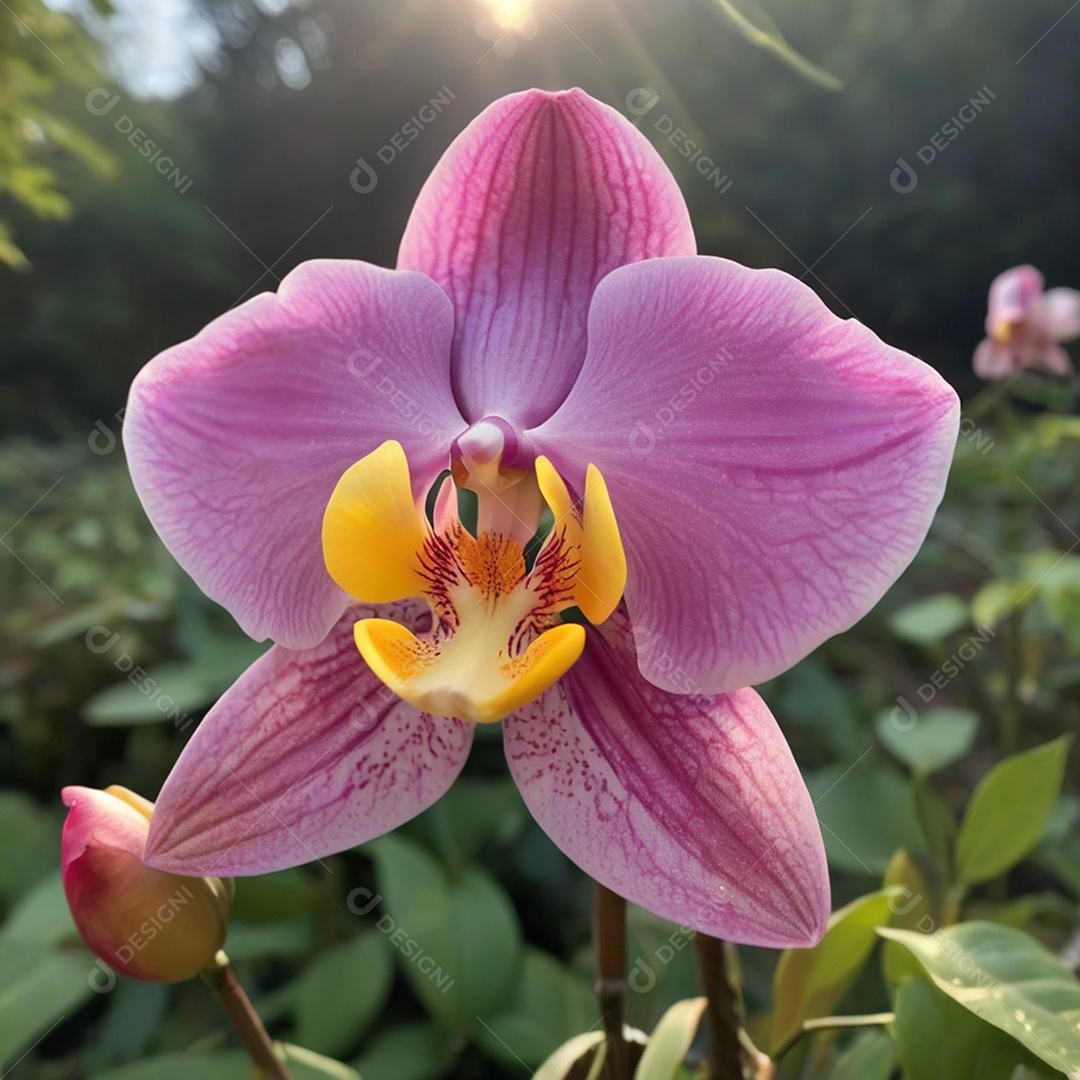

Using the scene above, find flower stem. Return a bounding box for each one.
[593,883,629,1080]
[694,934,742,1080]
[203,950,292,1080]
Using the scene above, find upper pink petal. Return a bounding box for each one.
[985,263,1043,335]
[143,602,474,876]
[125,261,463,649]
[532,257,959,694]
[504,611,828,948]
[397,88,695,427]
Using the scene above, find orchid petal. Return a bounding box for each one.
[398,88,695,427]
[144,601,473,876]
[125,261,462,650]
[985,263,1044,335]
[532,257,959,694]
[1034,287,1080,342]
[504,612,828,947]
[973,337,1015,381]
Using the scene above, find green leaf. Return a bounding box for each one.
[90,1052,252,1080]
[874,707,979,774]
[353,1022,456,1080]
[955,738,1071,886]
[534,1031,607,1080]
[888,593,970,644]
[634,997,706,1080]
[0,792,61,903]
[294,933,393,1056]
[805,763,924,875]
[0,870,77,946]
[817,1030,895,1080]
[0,938,95,1069]
[971,579,1032,629]
[709,0,843,90]
[477,949,598,1068]
[230,868,315,923]
[771,891,892,1054]
[880,922,1080,1075]
[280,1043,363,1080]
[892,972,1051,1080]
[367,834,522,1030]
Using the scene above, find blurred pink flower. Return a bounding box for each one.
[122,88,959,948]
[974,264,1080,380]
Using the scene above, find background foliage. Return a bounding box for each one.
[2,0,1080,1077]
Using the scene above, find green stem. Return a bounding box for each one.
[594,883,629,1080]
[693,935,742,1080]
[203,951,292,1080]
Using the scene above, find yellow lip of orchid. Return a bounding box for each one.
[321,439,626,723]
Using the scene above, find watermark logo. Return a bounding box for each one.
[890,86,995,194]
[350,87,456,196]
[624,88,733,194]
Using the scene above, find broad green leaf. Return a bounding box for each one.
[294,933,393,1056]
[875,706,979,774]
[910,773,958,867]
[280,1043,363,1080]
[880,922,1080,1075]
[710,0,843,90]
[0,792,61,902]
[881,850,936,987]
[955,738,1070,886]
[634,997,706,1080]
[888,593,970,644]
[0,870,77,946]
[770,656,862,759]
[418,777,529,866]
[817,1030,894,1080]
[90,1053,252,1080]
[222,917,317,961]
[771,891,892,1053]
[972,579,1032,629]
[893,978,1043,1080]
[368,834,521,1030]
[353,1022,456,1080]
[0,938,95,1069]
[805,763,923,874]
[477,948,598,1068]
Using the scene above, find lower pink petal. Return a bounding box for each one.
[504,611,828,948]
[144,602,473,876]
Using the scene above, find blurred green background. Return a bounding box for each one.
[3,1,1080,1078]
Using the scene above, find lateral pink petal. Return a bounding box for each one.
[532,257,959,693]
[143,601,473,876]
[398,88,695,427]
[504,612,828,948]
[125,261,462,649]
[1033,287,1080,342]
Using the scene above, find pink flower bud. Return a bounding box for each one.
[61,785,230,982]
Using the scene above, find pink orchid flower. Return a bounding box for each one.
[124,88,958,948]
[973,264,1080,380]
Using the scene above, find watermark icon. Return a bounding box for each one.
[624,89,733,193]
[86,88,194,194]
[959,415,994,455]
[346,889,454,994]
[890,86,996,194]
[628,349,730,457]
[85,625,196,732]
[350,87,456,195]
[885,887,996,989]
[628,922,695,993]
[87,355,181,455]
[890,624,996,729]
[346,348,445,450]
[87,885,196,993]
